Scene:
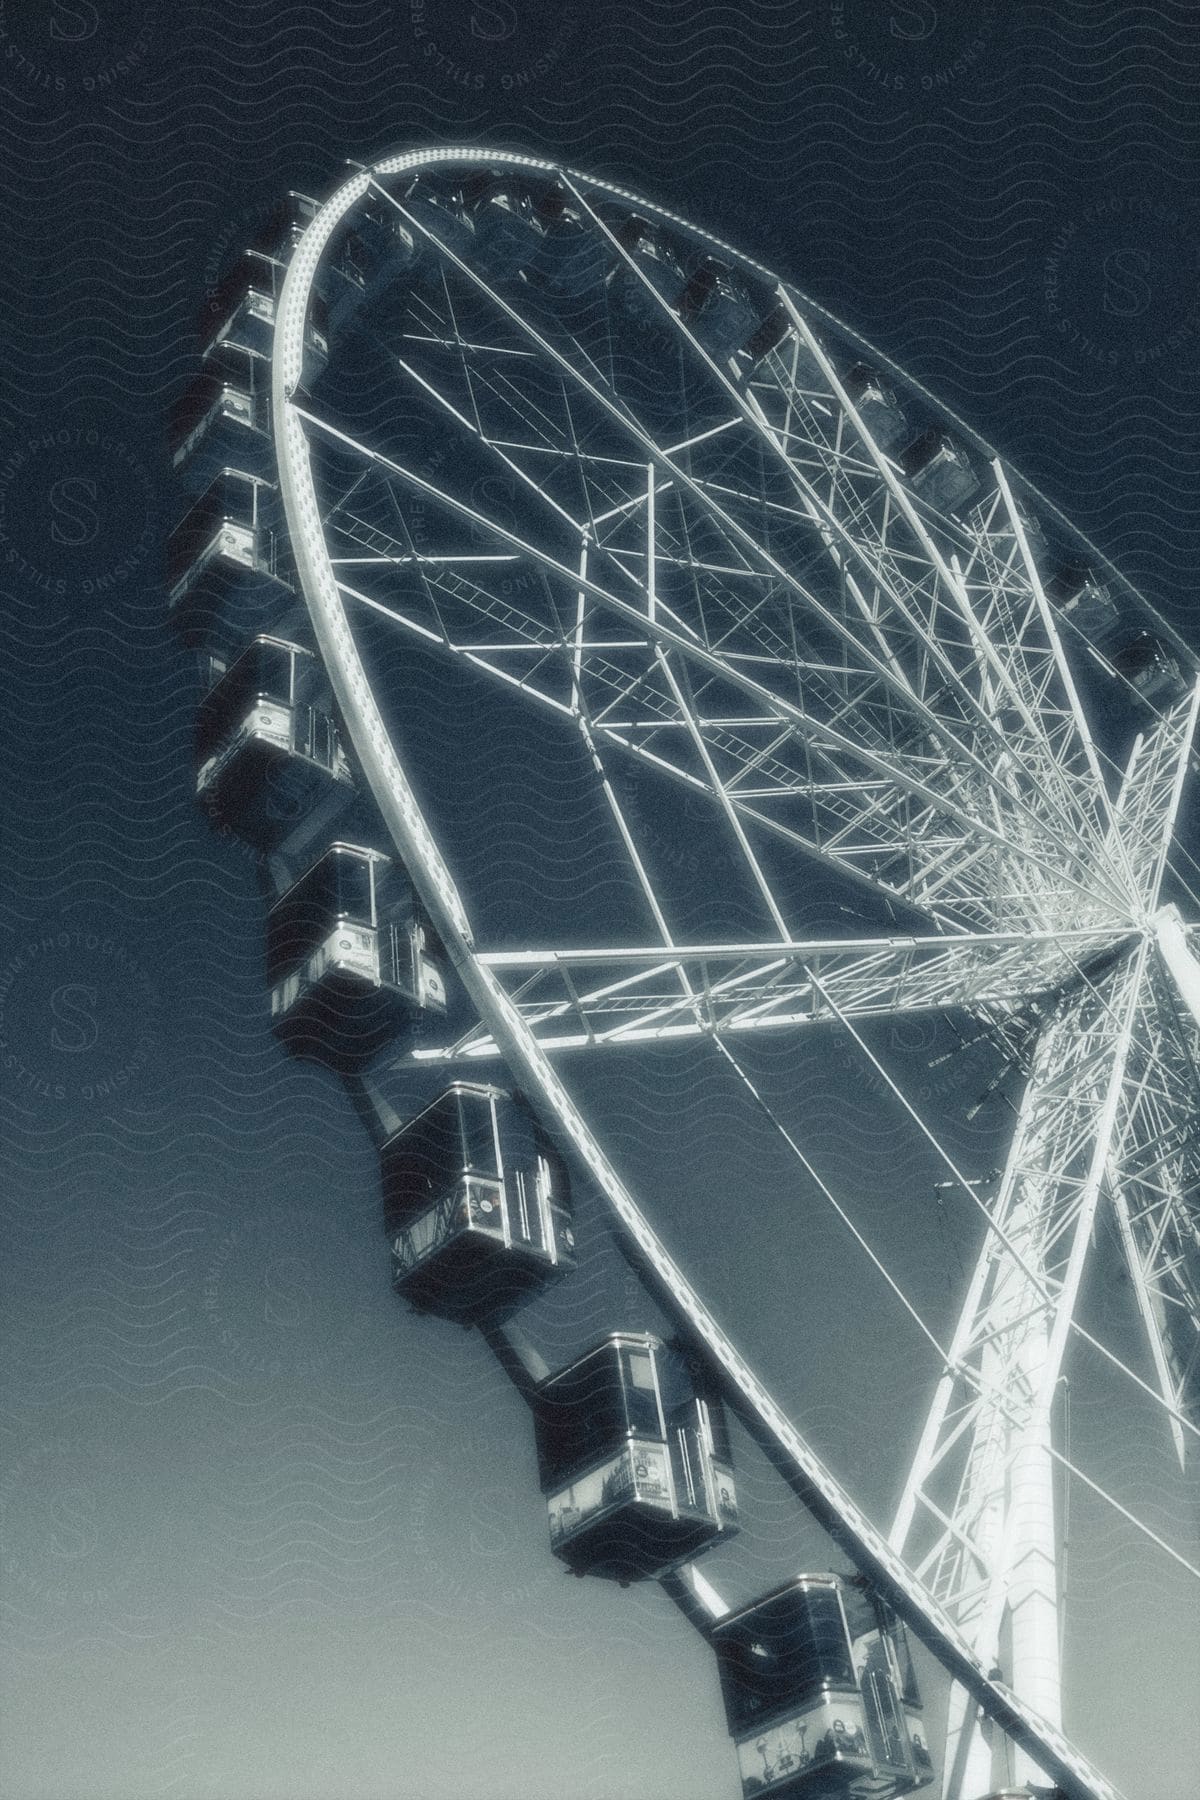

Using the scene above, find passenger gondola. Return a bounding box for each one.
[743,302,792,364]
[467,186,547,284]
[320,198,419,339]
[845,365,909,453]
[267,843,448,1070]
[532,1332,738,1583]
[166,467,298,647]
[1109,630,1189,708]
[1045,563,1121,646]
[245,189,321,262]
[609,217,687,328]
[710,1573,933,1799]
[194,635,355,851]
[383,1083,576,1324]
[397,184,476,272]
[677,257,759,364]
[170,345,274,493]
[901,426,979,513]
[530,202,610,299]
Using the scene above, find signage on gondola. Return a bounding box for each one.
[546,1441,670,1549]
[734,1695,875,1799]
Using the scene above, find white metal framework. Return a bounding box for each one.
[268,149,1200,1800]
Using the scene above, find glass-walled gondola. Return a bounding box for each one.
[532,1332,738,1584]
[166,467,296,648]
[194,635,354,851]
[383,1083,575,1325]
[170,344,274,493]
[711,1574,933,1800]
[266,842,448,1070]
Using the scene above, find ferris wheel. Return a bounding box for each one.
[168,147,1200,1800]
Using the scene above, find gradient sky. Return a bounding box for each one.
[1,5,1198,1799]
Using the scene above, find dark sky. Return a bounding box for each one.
[1,4,1198,1798]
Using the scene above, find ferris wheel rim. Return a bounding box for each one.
[260,145,1165,1800]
